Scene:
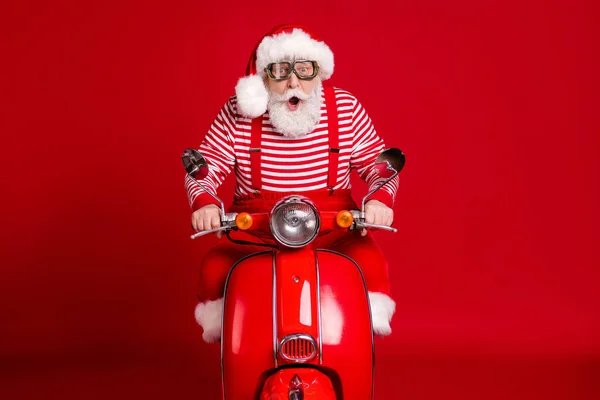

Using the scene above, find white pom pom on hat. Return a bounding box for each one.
[235,24,335,118]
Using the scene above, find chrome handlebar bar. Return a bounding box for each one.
[190,210,397,239]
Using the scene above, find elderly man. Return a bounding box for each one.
[186,24,399,343]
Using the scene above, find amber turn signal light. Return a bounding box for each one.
[235,212,253,230]
[336,210,354,228]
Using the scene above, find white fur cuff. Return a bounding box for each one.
[194,298,224,343]
[368,292,396,336]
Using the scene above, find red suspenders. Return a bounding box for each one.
[250,116,263,190]
[324,86,340,191]
[249,86,339,192]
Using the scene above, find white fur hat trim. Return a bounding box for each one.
[235,74,269,118]
[256,28,334,80]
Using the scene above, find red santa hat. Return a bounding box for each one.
[235,24,335,118]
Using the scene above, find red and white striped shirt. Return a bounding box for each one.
[186,87,399,211]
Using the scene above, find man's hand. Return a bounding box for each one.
[362,200,394,236]
[192,204,222,237]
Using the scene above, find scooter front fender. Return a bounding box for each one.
[260,368,336,400]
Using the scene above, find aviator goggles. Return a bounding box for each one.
[264,60,320,81]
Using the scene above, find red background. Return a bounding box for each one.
[2,0,599,398]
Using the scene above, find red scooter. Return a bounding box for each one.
[182,148,405,399]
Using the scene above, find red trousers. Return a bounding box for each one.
[197,228,391,302]
[196,190,392,302]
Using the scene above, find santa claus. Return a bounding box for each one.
[185,24,399,343]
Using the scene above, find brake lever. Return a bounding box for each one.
[190,222,235,240]
[360,222,397,233]
[353,220,398,233]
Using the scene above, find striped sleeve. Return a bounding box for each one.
[350,98,399,208]
[185,99,237,211]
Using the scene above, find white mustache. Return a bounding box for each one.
[270,88,312,102]
[267,81,323,138]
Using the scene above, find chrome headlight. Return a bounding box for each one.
[270,196,320,248]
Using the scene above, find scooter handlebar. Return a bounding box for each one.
[189,210,396,239]
[319,211,397,233]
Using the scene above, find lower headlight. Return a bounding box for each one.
[270,196,320,248]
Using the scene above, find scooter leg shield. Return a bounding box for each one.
[260,368,336,400]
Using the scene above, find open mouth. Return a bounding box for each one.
[287,96,300,111]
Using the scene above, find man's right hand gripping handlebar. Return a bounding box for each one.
[191,204,234,239]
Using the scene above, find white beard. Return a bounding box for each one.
[267,81,323,138]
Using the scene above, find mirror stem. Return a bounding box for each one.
[361,170,398,218]
[187,174,226,220]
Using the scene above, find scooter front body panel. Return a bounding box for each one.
[317,249,374,399]
[221,248,374,399]
[221,250,277,400]
[274,248,321,366]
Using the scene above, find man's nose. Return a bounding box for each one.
[287,73,299,89]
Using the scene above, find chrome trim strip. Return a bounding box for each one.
[316,249,375,399]
[315,251,323,364]
[220,250,275,400]
[278,334,318,363]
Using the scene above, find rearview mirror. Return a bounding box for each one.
[374,148,405,179]
[181,148,225,217]
[182,148,209,179]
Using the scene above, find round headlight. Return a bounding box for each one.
[270,196,320,248]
